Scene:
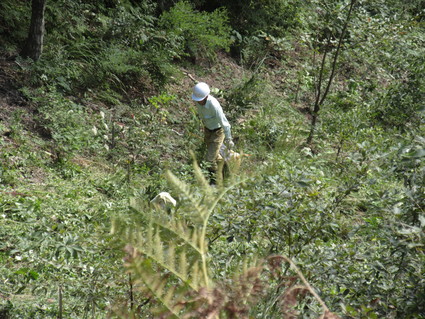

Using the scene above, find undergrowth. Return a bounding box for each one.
[1,0,424,318]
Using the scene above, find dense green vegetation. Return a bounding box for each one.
[0,0,424,318]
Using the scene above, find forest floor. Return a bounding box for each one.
[0,57,30,127]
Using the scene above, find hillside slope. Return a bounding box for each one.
[1,0,424,317]
[0,57,32,129]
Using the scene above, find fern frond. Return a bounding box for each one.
[116,214,210,291]
[163,285,178,309]
[128,255,181,318]
[191,261,202,289]
[150,215,203,256]
[179,250,188,283]
[119,207,207,291]
[128,198,203,256]
[117,161,248,317]
[134,229,198,290]
[147,223,153,255]
[166,244,176,275]
[166,170,207,218]
[191,152,214,196]
[154,229,165,264]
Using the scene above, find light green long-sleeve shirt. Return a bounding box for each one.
[196,95,232,140]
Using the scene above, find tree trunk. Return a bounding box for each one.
[21,0,46,61]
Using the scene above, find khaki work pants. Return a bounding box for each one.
[204,127,224,172]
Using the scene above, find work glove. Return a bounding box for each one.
[225,139,235,149]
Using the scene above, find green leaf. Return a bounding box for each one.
[28,270,39,280]
[14,268,29,276]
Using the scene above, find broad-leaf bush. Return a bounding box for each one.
[1,0,425,318]
[200,0,303,37]
[28,88,102,163]
[159,1,232,61]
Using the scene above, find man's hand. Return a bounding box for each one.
[225,139,235,149]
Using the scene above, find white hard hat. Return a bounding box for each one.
[192,82,210,101]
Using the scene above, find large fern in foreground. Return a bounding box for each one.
[111,159,236,317]
[111,160,340,318]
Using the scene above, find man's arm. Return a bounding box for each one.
[215,105,231,140]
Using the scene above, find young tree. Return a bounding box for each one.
[306,0,357,145]
[20,0,46,61]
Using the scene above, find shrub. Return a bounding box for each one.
[231,0,302,37]
[159,1,232,61]
[0,0,30,50]
[371,60,425,129]
[196,0,302,37]
[28,88,101,163]
[26,1,177,97]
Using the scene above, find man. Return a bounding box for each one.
[191,82,234,183]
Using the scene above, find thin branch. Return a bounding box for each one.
[58,284,63,319]
[314,37,330,112]
[319,0,357,106]
[183,70,198,83]
[279,255,329,312]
